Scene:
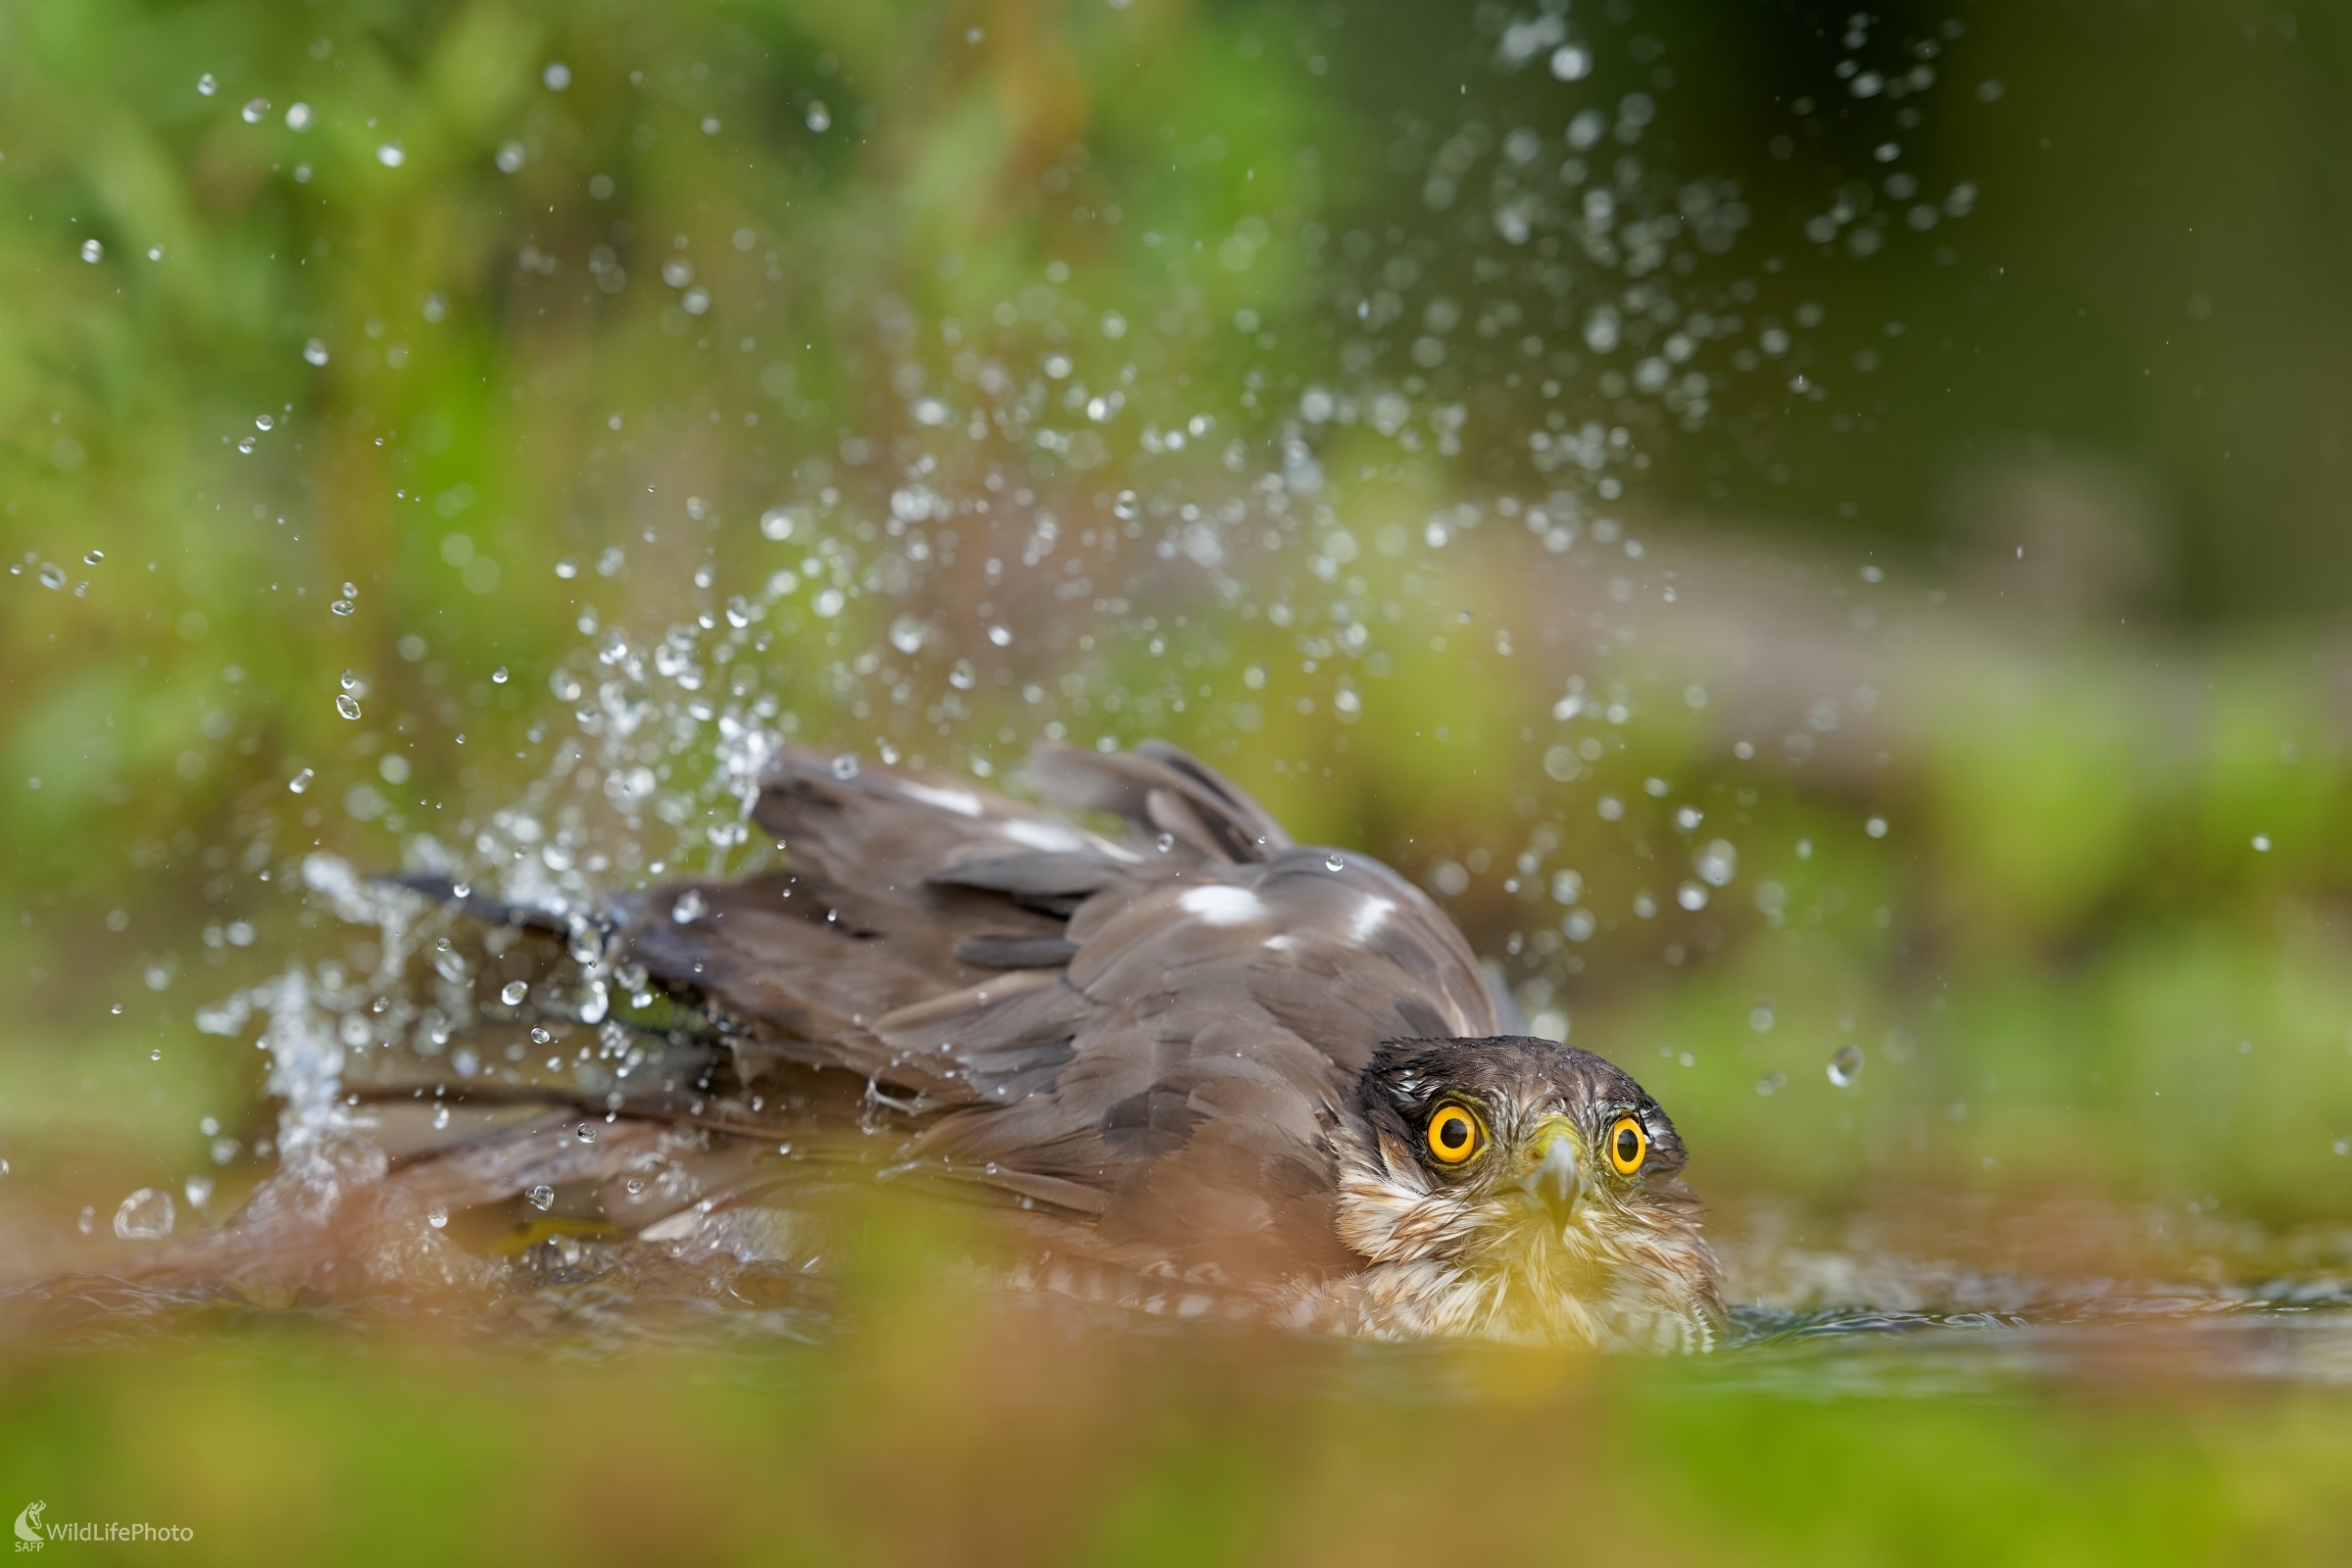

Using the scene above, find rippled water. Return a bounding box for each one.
[7,1194,2347,1397]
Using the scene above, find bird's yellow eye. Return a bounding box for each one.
[1607,1115,1647,1176]
[1425,1104,1483,1165]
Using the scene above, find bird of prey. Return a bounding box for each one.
[166,742,1724,1350]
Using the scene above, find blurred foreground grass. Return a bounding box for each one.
[2,1321,2349,1566]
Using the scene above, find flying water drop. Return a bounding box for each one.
[79,239,103,264]
[113,1187,175,1240]
[499,980,529,1005]
[670,889,708,923]
[1828,1044,1864,1088]
[335,694,362,720]
[427,1203,449,1229]
[525,1185,555,1212]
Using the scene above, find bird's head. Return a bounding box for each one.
[1330,1036,1723,1349]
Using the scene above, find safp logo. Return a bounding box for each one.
[11,1501,42,1550]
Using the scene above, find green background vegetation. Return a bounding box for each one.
[3,0,2350,1560]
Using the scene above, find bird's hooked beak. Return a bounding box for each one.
[1516,1117,1586,1220]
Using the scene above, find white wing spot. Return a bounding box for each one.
[899,781,983,817]
[1180,884,1268,926]
[1348,896,1396,943]
[1000,817,1088,853]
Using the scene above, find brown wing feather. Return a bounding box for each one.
[340,743,1494,1286]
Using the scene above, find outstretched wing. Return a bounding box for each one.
[609,742,1495,1279]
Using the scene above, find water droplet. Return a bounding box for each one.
[303,337,329,366]
[197,73,217,96]
[888,614,929,656]
[491,665,510,684]
[1749,1005,1775,1033]
[1865,816,1889,839]
[1828,1044,1864,1088]
[79,238,103,264]
[37,563,66,589]
[236,435,257,454]
[239,97,269,123]
[83,550,104,564]
[1324,854,1346,872]
[2334,1139,2349,1157]
[113,1187,175,1241]
[948,659,976,690]
[335,694,362,720]
[2252,834,2273,852]
[499,980,529,1006]
[427,1202,449,1228]
[806,101,831,132]
[671,889,708,924]
[529,1026,552,1046]
[576,1122,598,1144]
[525,1185,555,1212]
[543,61,571,90]
[1754,1070,1788,1096]
[285,102,313,130]
[329,599,354,615]
[183,1174,215,1209]
[77,1206,96,1235]
[431,1103,450,1130]
[288,767,314,793]
[0,1156,9,1177]
[1676,881,1709,910]
[376,143,405,168]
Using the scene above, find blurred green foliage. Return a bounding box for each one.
[5,0,2352,1554]
[3,1324,2351,1566]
